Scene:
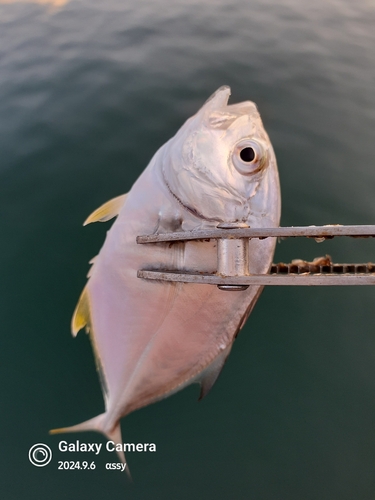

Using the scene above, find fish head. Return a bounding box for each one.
[163,86,281,226]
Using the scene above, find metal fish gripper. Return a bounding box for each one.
[137,224,375,289]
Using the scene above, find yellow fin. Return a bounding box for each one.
[71,286,91,337]
[83,193,128,226]
[71,284,109,398]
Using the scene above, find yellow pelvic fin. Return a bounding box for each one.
[71,285,91,337]
[83,193,128,226]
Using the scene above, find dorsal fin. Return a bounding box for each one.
[71,285,91,337]
[83,193,128,226]
[198,344,232,400]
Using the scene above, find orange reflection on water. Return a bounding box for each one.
[0,0,69,7]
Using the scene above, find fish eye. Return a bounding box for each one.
[239,147,255,163]
[232,139,266,175]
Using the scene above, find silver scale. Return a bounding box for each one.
[137,224,375,289]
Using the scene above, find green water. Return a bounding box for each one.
[1,0,375,498]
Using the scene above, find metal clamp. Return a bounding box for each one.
[137,224,375,289]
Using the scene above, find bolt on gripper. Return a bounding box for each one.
[216,222,250,291]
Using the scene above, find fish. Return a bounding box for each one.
[50,86,281,469]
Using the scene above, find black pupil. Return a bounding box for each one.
[240,147,255,162]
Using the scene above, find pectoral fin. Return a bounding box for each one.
[83,193,128,226]
[198,344,232,401]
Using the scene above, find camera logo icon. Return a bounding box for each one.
[28,443,52,467]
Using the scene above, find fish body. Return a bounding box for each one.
[52,86,281,463]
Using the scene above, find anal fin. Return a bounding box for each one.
[198,344,232,401]
[83,193,128,226]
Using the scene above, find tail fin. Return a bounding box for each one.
[50,414,131,479]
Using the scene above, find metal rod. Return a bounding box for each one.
[137,225,375,244]
[217,237,250,291]
[137,270,375,286]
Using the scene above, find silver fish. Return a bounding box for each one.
[51,86,281,466]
